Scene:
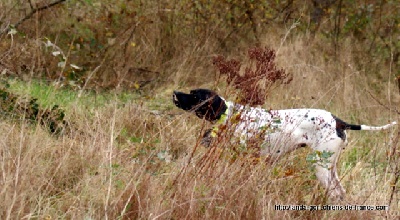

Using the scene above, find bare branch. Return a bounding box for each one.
[28,0,34,10]
[0,0,68,36]
[367,90,400,115]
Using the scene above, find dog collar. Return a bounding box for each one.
[210,101,234,138]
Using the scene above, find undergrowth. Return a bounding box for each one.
[1,47,398,219]
[0,0,399,219]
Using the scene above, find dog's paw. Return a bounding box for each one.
[200,129,213,147]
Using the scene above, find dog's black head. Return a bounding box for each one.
[173,89,227,121]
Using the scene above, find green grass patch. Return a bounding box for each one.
[4,78,141,110]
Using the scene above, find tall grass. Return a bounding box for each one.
[0,0,399,219]
[1,35,399,219]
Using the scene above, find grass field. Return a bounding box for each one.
[0,0,399,219]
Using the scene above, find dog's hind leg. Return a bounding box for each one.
[313,138,346,200]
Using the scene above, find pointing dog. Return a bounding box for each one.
[172,88,397,200]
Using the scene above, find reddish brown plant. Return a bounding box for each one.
[213,47,292,106]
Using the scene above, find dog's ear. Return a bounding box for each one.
[205,94,227,121]
[190,89,227,121]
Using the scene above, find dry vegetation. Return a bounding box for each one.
[0,0,399,219]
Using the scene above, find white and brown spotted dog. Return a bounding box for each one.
[173,88,397,200]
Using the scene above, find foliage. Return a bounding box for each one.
[213,46,292,105]
[0,86,67,134]
[0,0,399,90]
[306,150,335,170]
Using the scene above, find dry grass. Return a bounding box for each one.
[0,1,399,219]
[1,34,399,219]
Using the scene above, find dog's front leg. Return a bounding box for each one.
[200,129,213,147]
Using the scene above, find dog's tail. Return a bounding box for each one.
[334,115,397,131]
[346,121,397,131]
[359,121,397,130]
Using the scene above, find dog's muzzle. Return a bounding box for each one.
[172,91,182,108]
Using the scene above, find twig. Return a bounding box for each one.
[388,130,399,208]
[367,90,400,115]
[0,0,67,36]
[28,0,34,10]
